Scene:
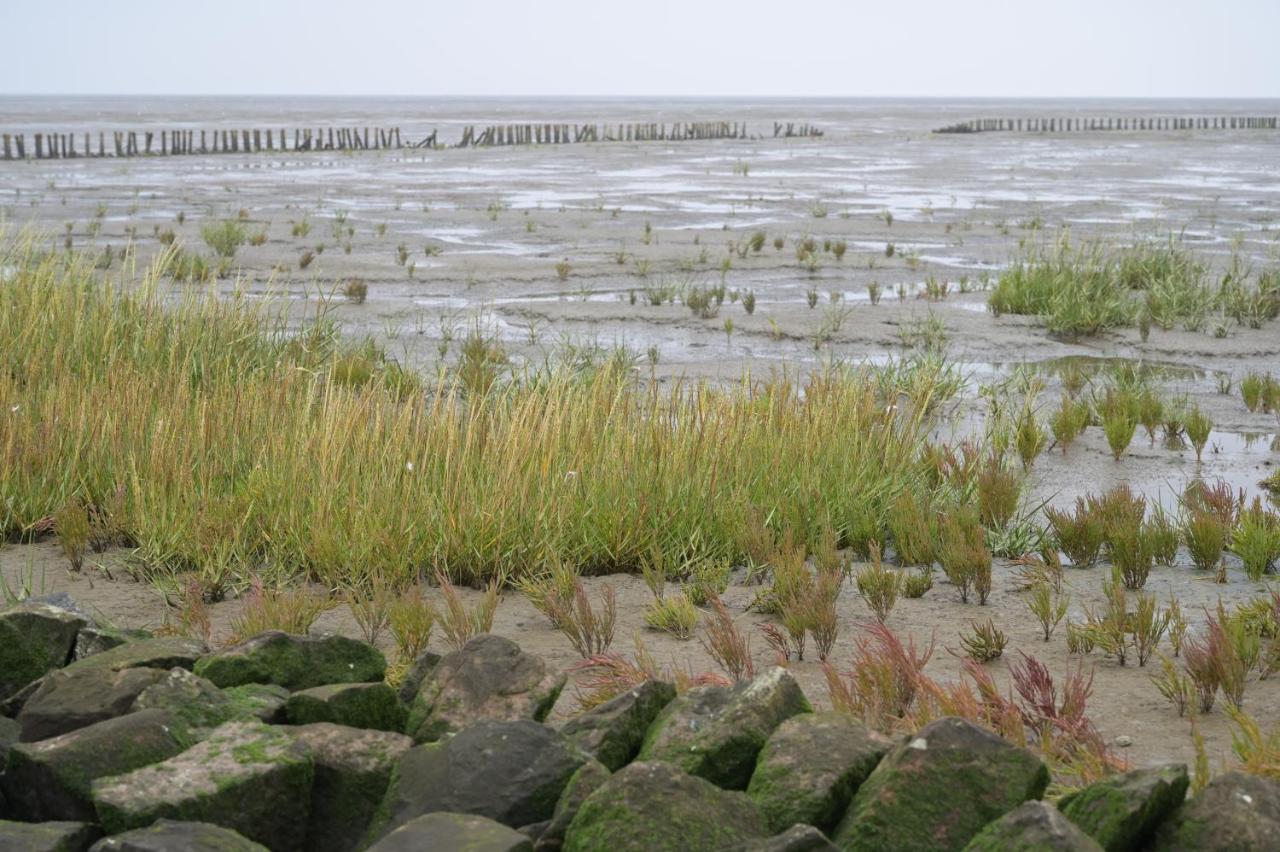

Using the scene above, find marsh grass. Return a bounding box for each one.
[1232,500,1280,580]
[1046,499,1105,568]
[644,591,698,639]
[200,220,247,259]
[854,543,901,623]
[937,506,992,604]
[957,618,1007,662]
[227,578,336,645]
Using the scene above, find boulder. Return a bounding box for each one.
[283,723,412,852]
[285,682,405,732]
[559,680,675,771]
[2,710,185,822]
[87,820,267,851]
[91,720,314,852]
[747,712,893,833]
[406,635,565,744]
[833,716,1050,851]
[0,819,100,852]
[637,667,811,789]
[731,825,839,851]
[563,760,768,852]
[1058,764,1188,851]
[0,717,18,762]
[1152,770,1280,851]
[71,627,149,663]
[193,631,385,691]
[222,684,290,724]
[16,666,169,742]
[535,758,610,851]
[0,602,86,702]
[367,812,533,852]
[368,720,587,842]
[64,637,207,673]
[963,801,1103,851]
[395,651,442,706]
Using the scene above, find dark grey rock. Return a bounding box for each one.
[87,819,268,851]
[559,680,675,771]
[367,812,533,852]
[964,801,1103,851]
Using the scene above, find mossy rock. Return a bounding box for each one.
[747,712,892,833]
[963,801,1102,851]
[16,666,169,743]
[2,710,184,823]
[729,824,838,851]
[563,760,768,852]
[833,716,1050,851]
[367,812,532,852]
[283,722,412,852]
[285,682,406,732]
[85,819,267,851]
[90,720,314,852]
[638,667,811,790]
[0,819,100,852]
[406,635,564,744]
[193,631,385,691]
[222,684,290,724]
[62,637,207,675]
[1058,764,1188,851]
[366,719,588,843]
[559,680,675,772]
[1151,770,1280,851]
[537,758,611,850]
[0,602,87,702]
[71,626,151,664]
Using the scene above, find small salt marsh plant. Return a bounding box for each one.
[644,591,699,640]
[887,492,935,567]
[1049,394,1089,454]
[701,594,754,682]
[201,220,247,259]
[435,572,499,650]
[298,250,315,270]
[345,571,394,645]
[1184,405,1212,463]
[555,259,572,281]
[515,560,580,627]
[342,278,368,305]
[957,618,1007,662]
[741,290,756,315]
[1045,498,1105,568]
[937,506,992,604]
[1184,511,1227,574]
[1232,500,1280,580]
[867,282,883,305]
[1131,590,1171,667]
[1241,372,1269,412]
[291,217,311,238]
[1136,390,1164,445]
[976,458,1021,529]
[54,498,91,572]
[1100,405,1137,460]
[855,543,901,623]
[1146,505,1180,566]
[228,578,337,645]
[1151,656,1193,716]
[901,569,933,599]
[388,585,435,662]
[1027,580,1069,641]
[1014,405,1047,469]
[546,579,617,657]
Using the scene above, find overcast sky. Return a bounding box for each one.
[4,0,1278,98]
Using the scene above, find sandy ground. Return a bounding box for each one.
[3,103,1280,774]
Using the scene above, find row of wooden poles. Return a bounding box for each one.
[1,118,793,159]
[0,127,430,160]
[455,120,751,147]
[935,116,1280,133]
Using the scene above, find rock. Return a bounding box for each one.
[559,680,675,771]
[406,635,565,744]
[395,651,442,706]
[16,665,169,742]
[285,682,406,732]
[563,760,768,851]
[1152,770,1280,851]
[963,801,1103,851]
[833,716,1050,851]
[2,710,184,822]
[1058,764,1188,851]
[71,627,149,663]
[0,717,18,761]
[0,602,86,702]
[91,720,314,852]
[637,667,811,790]
[64,637,207,673]
[193,631,385,691]
[368,720,588,842]
[367,812,533,852]
[0,819,101,852]
[0,679,42,718]
[87,820,267,851]
[535,758,610,851]
[222,684,290,724]
[283,723,412,852]
[730,824,838,851]
[747,712,892,834]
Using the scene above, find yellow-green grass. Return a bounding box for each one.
[1,241,951,594]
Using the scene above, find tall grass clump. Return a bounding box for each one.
[988,237,1134,337]
[0,240,951,591]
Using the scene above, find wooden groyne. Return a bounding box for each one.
[935,116,1279,134]
[1,119,811,160]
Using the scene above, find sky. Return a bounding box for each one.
[3,0,1278,98]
